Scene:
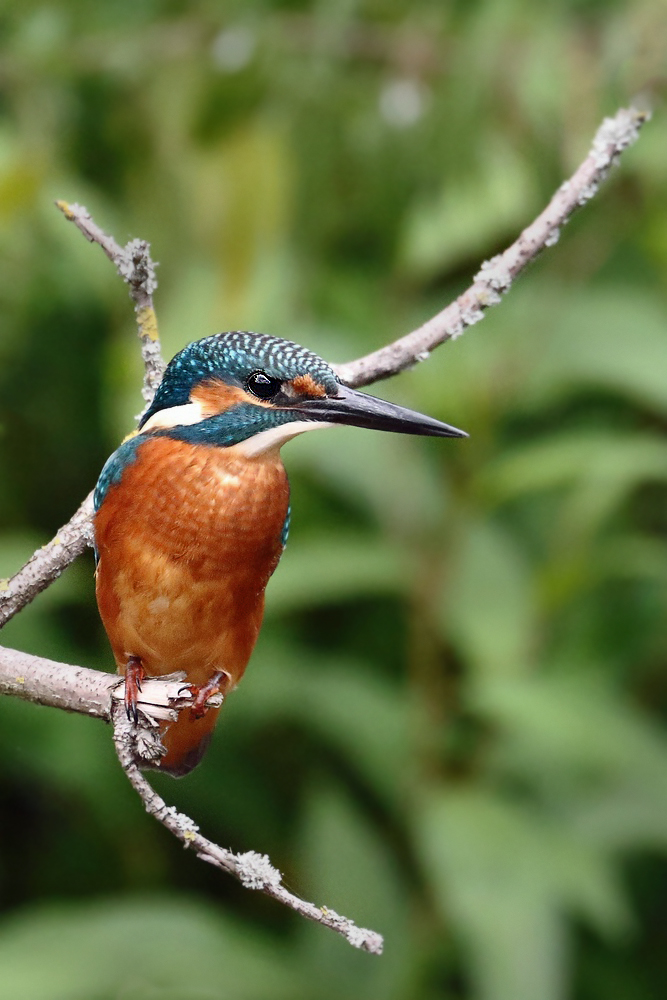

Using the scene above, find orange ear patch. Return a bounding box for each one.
[290,374,327,398]
[192,379,256,415]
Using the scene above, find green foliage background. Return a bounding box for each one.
[0,2,666,998]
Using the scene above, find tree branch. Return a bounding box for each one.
[0,642,114,716]
[0,493,94,630]
[335,106,649,387]
[0,644,195,722]
[113,704,384,954]
[0,644,383,953]
[0,108,647,633]
[0,105,649,954]
[0,203,386,952]
[55,200,165,401]
[0,209,166,629]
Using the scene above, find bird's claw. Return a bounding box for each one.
[124,656,145,724]
[188,670,231,720]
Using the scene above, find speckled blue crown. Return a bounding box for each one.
[140,331,339,428]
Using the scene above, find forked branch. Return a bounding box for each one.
[0,208,164,631]
[0,641,382,952]
[0,108,648,630]
[0,106,650,954]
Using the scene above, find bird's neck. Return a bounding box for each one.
[158,403,298,450]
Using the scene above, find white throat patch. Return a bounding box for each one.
[141,402,330,457]
[234,420,332,458]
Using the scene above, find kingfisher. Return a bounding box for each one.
[94,331,466,776]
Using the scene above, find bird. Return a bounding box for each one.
[93,331,467,776]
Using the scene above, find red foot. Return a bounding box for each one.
[189,670,232,720]
[124,655,145,724]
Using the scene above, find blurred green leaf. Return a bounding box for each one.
[400,136,539,280]
[486,433,667,504]
[297,782,412,1000]
[238,646,411,806]
[484,432,667,544]
[474,675,667,851]
[444,520,538,679]
[0,897,299,1000]
[266,535,407,613]
[289,426,448,537]
[416,787,629,1000]
[523,290,667,416]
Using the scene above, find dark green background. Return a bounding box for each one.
[0,2,666,998]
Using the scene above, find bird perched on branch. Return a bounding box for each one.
[93,332,466,776]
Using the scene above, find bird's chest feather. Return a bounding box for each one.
[94,436,290,681]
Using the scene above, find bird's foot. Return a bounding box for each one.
[188,670,232,720]
[124,655,145,724]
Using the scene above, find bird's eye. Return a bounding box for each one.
[246,371,282,400]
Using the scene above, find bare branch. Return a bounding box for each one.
[0,207,168,630]
[0,644,194,721]
[0,107,649,952]
[112,704,384,954]
[55,200,165,400]
[1,108,645,632]
[335,106,649,387]
[0,493,94,630]
[0,642,113,716]
[0,641,383,953]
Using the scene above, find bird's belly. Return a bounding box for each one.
[105,559,265,685]
[94,436,289,686]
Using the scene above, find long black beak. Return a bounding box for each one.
[292,384,468,439]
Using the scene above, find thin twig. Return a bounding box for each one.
[0,493,94,630]
[112,704,384,954]
[0,207,167,629]
[335,106,649,387]
[55,200,165,400]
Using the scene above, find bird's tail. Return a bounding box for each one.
[153,707,222,777]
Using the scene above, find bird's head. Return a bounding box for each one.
[139,331,467,454]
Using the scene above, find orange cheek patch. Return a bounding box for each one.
[192,379,259,415]
[291,374,327,398]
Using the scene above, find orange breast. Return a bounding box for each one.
[95,435,289,685]
[94,435,289,775]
